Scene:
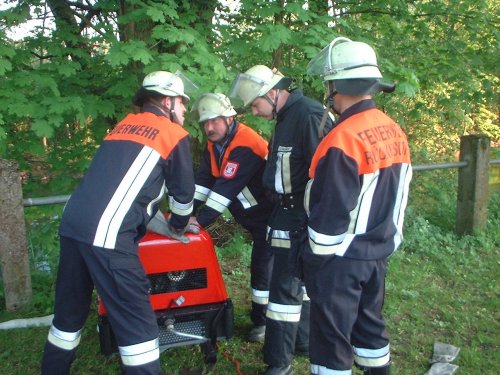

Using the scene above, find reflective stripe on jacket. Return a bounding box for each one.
[264,89,333,252]
[59,110,195,250]
[305,100,412,259]
[194,122,269,227]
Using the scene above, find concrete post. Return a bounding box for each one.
[456,135,490,235]
[0,159,32,310]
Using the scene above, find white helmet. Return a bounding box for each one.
[229,65,292,107]
[307,37,382,81]
[191,93,237,122]
[141,70,198,102]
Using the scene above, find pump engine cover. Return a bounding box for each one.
[97,229,233,362]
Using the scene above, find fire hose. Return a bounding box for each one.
[0,314,53,329]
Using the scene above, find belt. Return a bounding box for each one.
[269,192,304,209]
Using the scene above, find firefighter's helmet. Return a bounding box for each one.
[142,71,194,101]
[307,37,395,94]
[307,37,382,80]
[229,65,292,107]
[133,70,198,106]
[191,93,237,122]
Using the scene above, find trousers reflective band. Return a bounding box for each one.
[252,288,270,305]
[311,364,352,374]
[47,325,82,351]
[353,344,390,367]
[119,338,160,366]
[266,302,301,322]
[269,228,291,249]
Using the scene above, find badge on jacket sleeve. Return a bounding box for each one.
[223,161,239,179]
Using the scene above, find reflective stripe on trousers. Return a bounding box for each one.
[263,252,309,367]
[120,338,160,366]
[47,325,82,351]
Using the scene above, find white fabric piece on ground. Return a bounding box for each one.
[425,362,459,375]
[430,342,460,364]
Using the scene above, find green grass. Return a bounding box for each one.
[1,192,498,374]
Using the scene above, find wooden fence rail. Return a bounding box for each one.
[1,135,498,311]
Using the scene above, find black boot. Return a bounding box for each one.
[248,325,266,342]
[363,363,391,375]
[262,364,292,375]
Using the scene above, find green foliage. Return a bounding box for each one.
[0,3,498,370]
[215,226,252,269]
[106,40,154,67]
[0,0,497,197]
[387,191,500,373]
[25,205,63,273]
[408,168,459,230]
[1,188,499,373]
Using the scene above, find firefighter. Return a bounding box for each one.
[41,71,198,375]
[229,66,334,375]
[303,37,413,374]
[189,92,274,343]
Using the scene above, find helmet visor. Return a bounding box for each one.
[307,37,352,76]
[307,42,334,76]
[173,70,199,96]
[143,70,199,102]
[228,72,271,107]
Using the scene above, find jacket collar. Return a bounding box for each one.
[337,99,376,125]
[276,89,302,122]
[142,103,170,118]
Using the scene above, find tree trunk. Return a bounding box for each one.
[271,0,287,68]
[0,159,32,311]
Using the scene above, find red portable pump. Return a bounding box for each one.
[97,228,234,363]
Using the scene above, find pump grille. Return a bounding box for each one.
[158,319,207,348]
[148,268,207,294]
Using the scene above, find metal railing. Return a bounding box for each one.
[2,135,496,312]
[22,159,500,207]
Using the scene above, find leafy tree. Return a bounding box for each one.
[317,0,499,160]
[0,0,497,196]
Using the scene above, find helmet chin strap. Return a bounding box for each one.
[262,89,280,119]
[218,118,235,145]
[168,97,182,125]
[149,97,180,124]
[326,81,339,115]
[317,81,338,138]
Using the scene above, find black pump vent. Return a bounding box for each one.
[148,268,207,294]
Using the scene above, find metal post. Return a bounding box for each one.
[0,159,32,310]
[456,135,491,235]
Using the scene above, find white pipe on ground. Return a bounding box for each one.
[0,314,53,329]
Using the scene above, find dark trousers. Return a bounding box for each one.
[41,237,161,375]
[238,213,274,327]
[263,252,310,367]
[303,253,390,371]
